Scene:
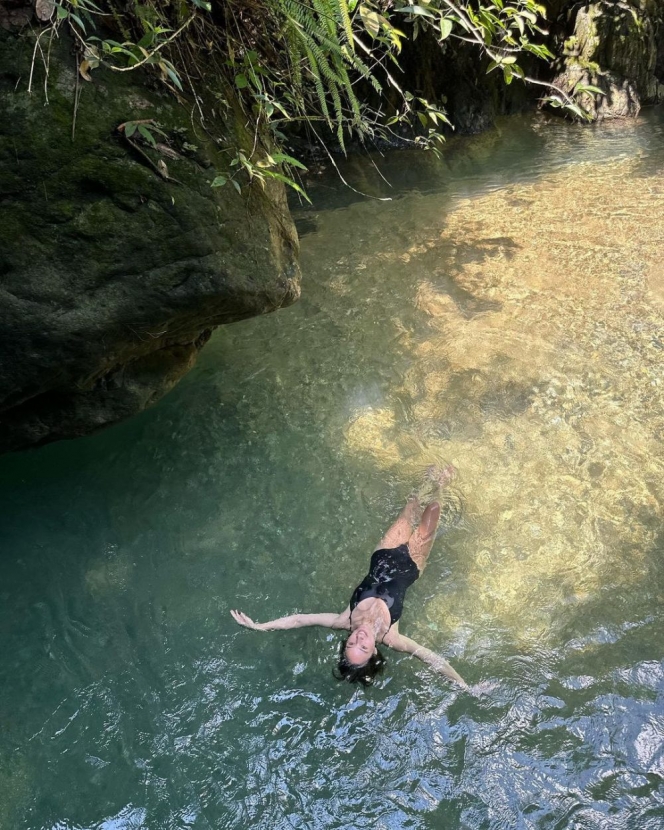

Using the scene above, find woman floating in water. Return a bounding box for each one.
[231,467,467,688]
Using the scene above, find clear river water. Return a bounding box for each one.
[2,108,664,830]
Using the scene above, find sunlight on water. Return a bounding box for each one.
[2,110,664,829]
[339,155,664,644]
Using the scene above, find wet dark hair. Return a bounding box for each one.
[334,637,386,686]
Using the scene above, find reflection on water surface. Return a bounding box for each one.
[2,110,664,829]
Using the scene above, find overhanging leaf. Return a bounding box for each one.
[79,59,93,81]
[137,124,157,147]
[359,5,381,37]
[439,17,452,39]
[575,84,605,96]
[272,152,308,170]
[395,5,437,19]
[262,170,311,203]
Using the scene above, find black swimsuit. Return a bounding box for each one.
[349,544,420,627]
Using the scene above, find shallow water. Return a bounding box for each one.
[2,109,664,829]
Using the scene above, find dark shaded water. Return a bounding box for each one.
[2,109,664,829]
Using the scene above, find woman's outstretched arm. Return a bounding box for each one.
[230,607,351,632]
[382,630,468,688]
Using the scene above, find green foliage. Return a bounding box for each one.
[213,150,311,201]
[123,120,167,146]
[34,0,597,199]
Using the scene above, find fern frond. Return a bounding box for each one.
[311,0,338,37]
[285,22,304,91]
[337,62,363,126]
[271,0,383,145]
[303,43,332,125]
[332,0,354,48]
[296,27,344,86]
[329,82,345,148]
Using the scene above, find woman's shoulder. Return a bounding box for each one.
[331,606,352,629]
[380,623,402,648]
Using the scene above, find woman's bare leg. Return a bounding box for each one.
[375,497,422,551]
[408,501,441,572]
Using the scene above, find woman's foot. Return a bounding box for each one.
[425,463,457,490]
[413,463,457,506]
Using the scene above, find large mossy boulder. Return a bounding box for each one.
[0,17,300,454]
[550,0,662,119]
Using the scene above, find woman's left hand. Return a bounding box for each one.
[230,609,264,630]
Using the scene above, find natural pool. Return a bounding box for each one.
[2,108,664,829]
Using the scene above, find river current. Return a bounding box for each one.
[2,109,664,829]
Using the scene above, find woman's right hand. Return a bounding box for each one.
[230,609,264,630]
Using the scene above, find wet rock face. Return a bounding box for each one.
[550,0,662,119]
[0,24,300,453]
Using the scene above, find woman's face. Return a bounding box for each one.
[345,625,377,666]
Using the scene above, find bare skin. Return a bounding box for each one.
[231,474,467,688]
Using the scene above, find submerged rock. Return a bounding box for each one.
[0,22,300,453]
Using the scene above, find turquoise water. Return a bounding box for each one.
[2,109,664,829]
